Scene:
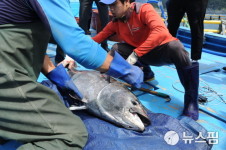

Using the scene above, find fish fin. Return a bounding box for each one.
[108,76,118,83]
[81,98,88,103]
[69,105,87,111]
[68,93,88,104]
[106,75,111,83]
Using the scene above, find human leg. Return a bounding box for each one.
[140,41,199,120]
[96,0,110,51]
[0,22,87,150]
[186,0,208,60]
[166,41,199,120]
[166,0,185,37]
[79,0,93,34]
[0,67,87,150]
[111,43,134,59]
[111,43,154,81]
[176,62,199,120]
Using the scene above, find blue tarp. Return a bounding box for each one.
[46,80,212,150]
[77,111,212,150]
[0,80,212,150]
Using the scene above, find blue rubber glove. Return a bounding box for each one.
[106,51,144,89]
[46,64,83,107]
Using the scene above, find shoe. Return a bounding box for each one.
[143,66,155,82]
[134,61,155,82]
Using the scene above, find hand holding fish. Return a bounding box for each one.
[58,55,77,70]
[46,64,83,107]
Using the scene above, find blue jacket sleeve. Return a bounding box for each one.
[29,0,107,69]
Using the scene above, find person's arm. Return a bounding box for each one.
[41,55,55,75]
[92,22,116,44]
[29,0,108,69]
[29,0,143,88]
[41,55,83,107]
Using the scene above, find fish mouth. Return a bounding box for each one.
[129,107,151,128]
[136,111,151,127]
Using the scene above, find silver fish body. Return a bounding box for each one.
[69,70,150,132]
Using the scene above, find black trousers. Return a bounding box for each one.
[79,0,109,50]
[111,40,191,68]
[166,0,208,60]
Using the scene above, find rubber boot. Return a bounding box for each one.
[135,61,155,82]
[177,62,199,121]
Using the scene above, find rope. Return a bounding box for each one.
[172,79,226,105]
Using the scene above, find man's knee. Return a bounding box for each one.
[111,43,119,51]
[65,117,88,148]
[110,43,127,59]
[168,41,191,67]
[18,124,88,150]
[69,129,88,149]
[111,43,134,59]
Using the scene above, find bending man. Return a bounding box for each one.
[93,0,200,121]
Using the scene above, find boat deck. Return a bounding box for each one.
[42,28,226,149]
[0,1,225,149]
[0,30,225,150]
[46,34,226,150]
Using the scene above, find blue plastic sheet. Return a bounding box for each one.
[45,80,212,150]
[76,111,212,150]
[0,80,212,150]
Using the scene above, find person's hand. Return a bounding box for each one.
[106,50,143,89]
[58,55,77,70]
[46,64,83,107]
[126,51,138,65]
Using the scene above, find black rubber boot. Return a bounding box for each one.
[177,62,199,121]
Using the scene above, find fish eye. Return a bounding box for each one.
[132,101,137,105]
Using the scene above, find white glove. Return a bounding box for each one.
[126,51,138,65]
[57,55,77,70]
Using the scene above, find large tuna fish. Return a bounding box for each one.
[68,70,151,132]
